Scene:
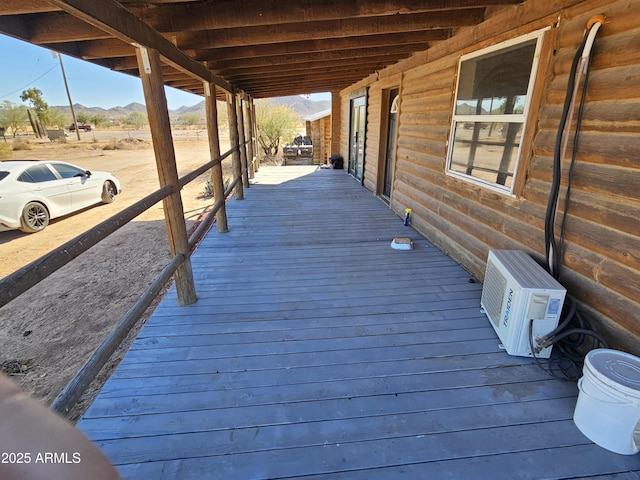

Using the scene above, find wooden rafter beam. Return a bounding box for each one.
[192,31,446,62]
[250,81,356,98]
[131,0,523,32]
[178,10,469,50]
[236,70,372,89]
[205,39,436,69]
[212,53,410,77]
[42,38,135,59]
[27,12,112,43]
[0,0,204,15]
[223,62,394,82]
[44,0,232,92]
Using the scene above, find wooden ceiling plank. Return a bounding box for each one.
[236,71,375,89]
[248,80,358,98]
[0,14,30,39]
[26,12,112,43]
[206,43,431,70]
[110,55,169,71]
[251,81,360,92]
[223,61,397,82]
[54,38,137,59]
[178,10,472,50]
[213,54,410,76]
[240,72,378,85]
[192,31,448,62]
[120,0,203,4]
[132,0,522,32]
[0,1,60,15]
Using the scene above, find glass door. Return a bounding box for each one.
[348,95,367,181]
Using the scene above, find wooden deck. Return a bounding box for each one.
[78,166,640,479]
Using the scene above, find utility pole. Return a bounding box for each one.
[53,51,80,140]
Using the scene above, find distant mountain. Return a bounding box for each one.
[262,96,331,118]
[53,96,331,121]
[172,102,205,116]
[52,102,147,120]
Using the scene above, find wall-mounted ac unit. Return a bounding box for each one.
[480,250,566,358]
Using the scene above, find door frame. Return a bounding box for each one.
[377,87,400,201]
[348,88,368,184]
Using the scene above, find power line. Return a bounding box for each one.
[0,63,59,100]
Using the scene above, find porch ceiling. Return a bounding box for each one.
[0,0,524,99]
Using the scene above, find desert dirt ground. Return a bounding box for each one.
[0,128,234,420]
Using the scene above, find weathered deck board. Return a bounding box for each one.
[78,166,640,479]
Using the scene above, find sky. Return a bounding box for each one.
[0,34,330,111]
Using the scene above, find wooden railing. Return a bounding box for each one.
[0,141,251,416]
[51,145,247,415]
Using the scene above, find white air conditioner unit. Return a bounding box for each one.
[480,250,566,358]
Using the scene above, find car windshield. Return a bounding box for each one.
[0,171,8,182]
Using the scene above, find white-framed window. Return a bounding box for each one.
[446,29,547,194]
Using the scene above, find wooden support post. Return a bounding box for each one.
[227,92,244,200]
[245,97,255,179]
[330,90,342,157]
[205,82,229,233]
[251,99,259,172]
[236,95,250,188]
[136,45,196,306]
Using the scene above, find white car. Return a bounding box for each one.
[0,160,121,233]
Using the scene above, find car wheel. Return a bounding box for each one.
[101,181,116,203]
[20,202,50,233]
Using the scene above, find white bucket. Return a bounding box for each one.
[573,348,640,455]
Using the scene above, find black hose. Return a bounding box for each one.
[541,295,577,341]
[545,33,588,280]
[549,327,609,348]
[534,29,610,380]
[558,41,596,279]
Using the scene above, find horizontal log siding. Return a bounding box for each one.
[340,0,640,353]
[364,85,382,191]
[530,0,640,349]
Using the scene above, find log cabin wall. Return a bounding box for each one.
[320,116,331,165]
[339,0,640,354]
[363,85,382,192]
[306,113,332,165]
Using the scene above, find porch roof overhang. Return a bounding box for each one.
[0,0,524,100]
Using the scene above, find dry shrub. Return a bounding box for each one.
[12,139,32,151]
[101,139,118,151]
[97,138,150,151]
[100,138,150,151]
[116,138,150,149]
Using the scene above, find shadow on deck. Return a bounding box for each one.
[78,166,640,479]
